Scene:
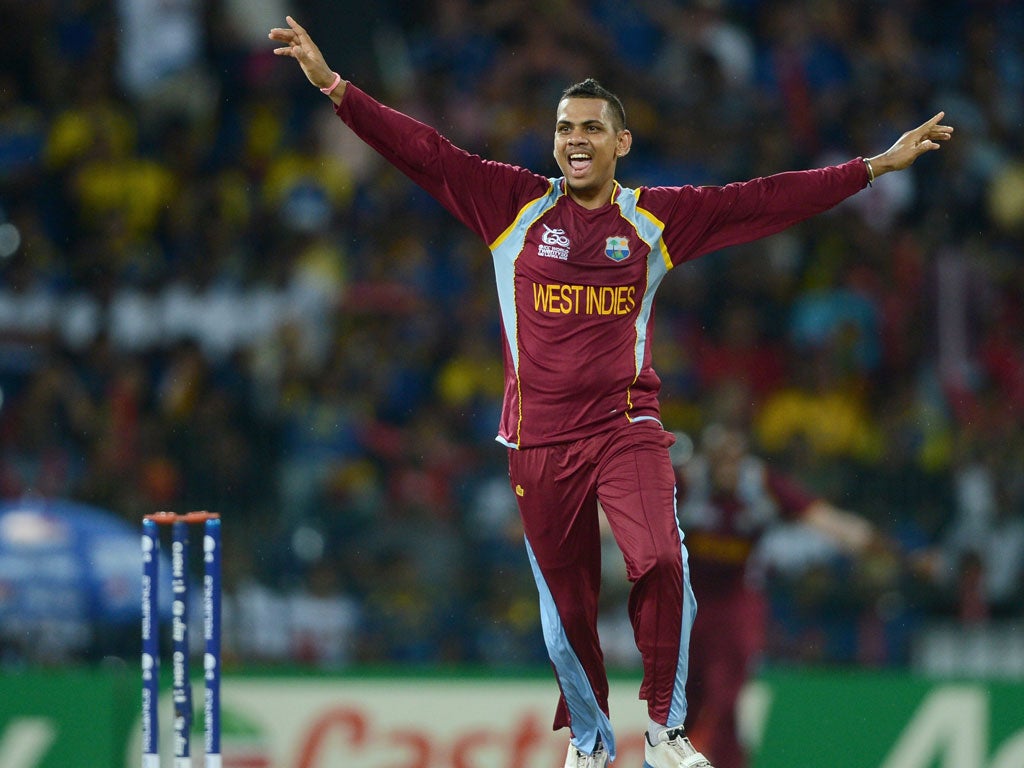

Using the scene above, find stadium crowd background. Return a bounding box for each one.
[1,0,1022,670]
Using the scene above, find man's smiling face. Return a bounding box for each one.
[553,97,631,208]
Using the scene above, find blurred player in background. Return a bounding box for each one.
[269,15,952,768]
[676,423,891,768]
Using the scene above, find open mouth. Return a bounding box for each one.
[568,152,592,174]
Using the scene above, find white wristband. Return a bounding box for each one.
[863,157,875,186]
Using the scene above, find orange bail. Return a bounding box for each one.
[143,510,221,525]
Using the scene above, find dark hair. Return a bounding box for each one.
[560,78,626,132]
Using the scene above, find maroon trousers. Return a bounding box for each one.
[508,421,697,757]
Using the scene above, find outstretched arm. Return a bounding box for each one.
[266,15,549,246]
[866,112,954,179]
[803,500,879,554]
[654,112,954,265]
[269,16,347,104]
[803,499,945,587]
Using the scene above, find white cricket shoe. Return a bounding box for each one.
[644,727,713,768]
[563,740,609,768]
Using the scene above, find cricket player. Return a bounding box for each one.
[677,424,888,768]
[269,15,952,768]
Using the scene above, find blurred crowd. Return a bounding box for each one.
[1,0,1022,669]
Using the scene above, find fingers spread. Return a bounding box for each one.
[912,111,954,147]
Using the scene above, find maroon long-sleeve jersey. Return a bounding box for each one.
[336,85,868,448]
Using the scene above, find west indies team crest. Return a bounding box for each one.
[605,236,630,262]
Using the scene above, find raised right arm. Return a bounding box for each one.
[269,16,548,243]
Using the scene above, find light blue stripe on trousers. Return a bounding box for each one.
[525,527,699,758]
[668,532,699,728]
[525,537,616,759]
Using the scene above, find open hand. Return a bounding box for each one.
[870,112,954,176]
[269,16,341,94]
